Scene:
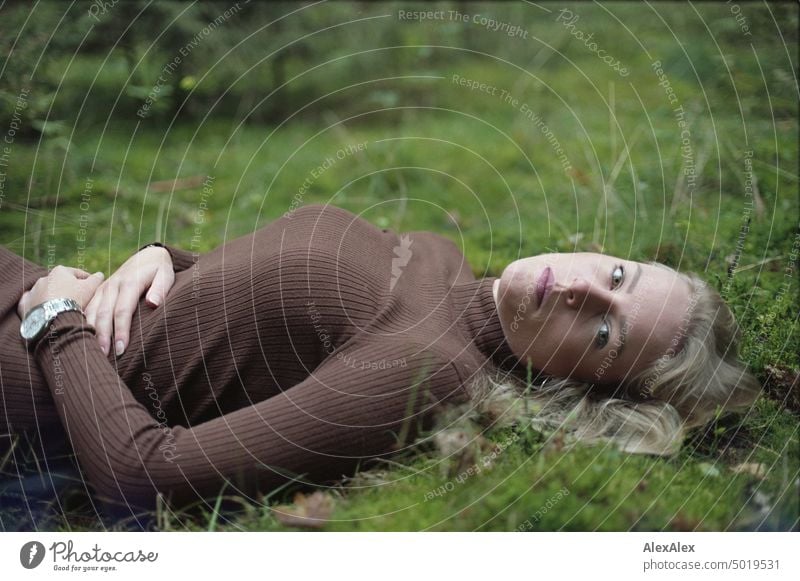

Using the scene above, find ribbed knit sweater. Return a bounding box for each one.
[0,204,520,510]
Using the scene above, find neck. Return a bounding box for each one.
[451,278,521,370]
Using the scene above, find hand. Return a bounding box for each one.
[18,266,105,320]
[85,246,175,356]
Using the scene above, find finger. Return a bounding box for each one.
[94,282,119,356]
[87,271,105,291]
[145,264,175,307]
[78,271,105,297]
[112,284,141,356]
[63,266,92,279]
[85,289,101,329]
[85,275,106,328]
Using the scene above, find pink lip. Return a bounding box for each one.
[535,267,553,308]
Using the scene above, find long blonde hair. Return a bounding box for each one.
[432,265,762,457]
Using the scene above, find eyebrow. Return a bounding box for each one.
[625,263,643,294]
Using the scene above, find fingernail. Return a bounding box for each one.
[101,344,108,355]
[115,340,124,356]
[150,294,161,306]
[94,271,104,280]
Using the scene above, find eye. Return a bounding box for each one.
[611,265,625,289]
[596,318,610,348]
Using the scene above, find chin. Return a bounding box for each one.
[499,259,535,303]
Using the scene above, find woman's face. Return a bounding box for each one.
[492,253,692,384]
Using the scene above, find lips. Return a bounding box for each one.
[535,266,553,308]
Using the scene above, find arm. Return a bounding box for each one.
[137,241,196,273]
[33,315,463,509]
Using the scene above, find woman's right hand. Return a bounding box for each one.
[85,245,175,356]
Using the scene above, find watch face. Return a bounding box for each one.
[21,306,46,341]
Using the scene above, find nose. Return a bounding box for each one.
[563,277,613,311]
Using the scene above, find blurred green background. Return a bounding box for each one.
[0,1,797,531]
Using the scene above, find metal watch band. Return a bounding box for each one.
[43,297,84,320]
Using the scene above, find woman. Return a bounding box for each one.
[1,203,760,515]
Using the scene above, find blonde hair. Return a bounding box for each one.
[432,265,762,457]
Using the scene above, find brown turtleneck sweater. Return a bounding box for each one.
[0,204,519,509]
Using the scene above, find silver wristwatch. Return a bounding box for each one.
[20,297,84,344]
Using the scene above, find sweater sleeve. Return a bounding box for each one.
[34,311,464,510]
[137,241,196,273]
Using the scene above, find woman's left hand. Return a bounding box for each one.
[17,265,105,322]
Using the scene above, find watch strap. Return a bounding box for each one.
[43,297,84,319]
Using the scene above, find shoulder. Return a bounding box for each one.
[285,203,359,224]
[283,204,388,244]
[397,230,473,285]
[403,230,462,255]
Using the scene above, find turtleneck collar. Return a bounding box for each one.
[450,277,523,372]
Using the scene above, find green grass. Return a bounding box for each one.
[1,2,797,531]
[4,114,796,531]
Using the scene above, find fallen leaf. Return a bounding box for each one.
[273,490,335,529]
[731,462,768,479]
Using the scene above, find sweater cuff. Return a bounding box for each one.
[31,310,96,363]
[138,241,196,273]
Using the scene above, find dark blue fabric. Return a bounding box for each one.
[0,431,160,530]
[0,431,86,531]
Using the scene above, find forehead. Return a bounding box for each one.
[627,261,681,294]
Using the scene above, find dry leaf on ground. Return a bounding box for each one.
[273,490,336,529]
[731,462,768,479]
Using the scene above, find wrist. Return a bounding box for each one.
[141,243,169,256]
[20,297,85,346]
[140,242,172,264]
[139,240,191,272]
[31,310,93,367]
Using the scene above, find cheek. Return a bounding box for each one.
[533,324,594,375]
[538,311,581,347]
